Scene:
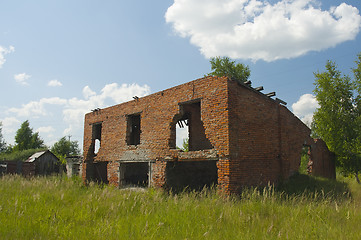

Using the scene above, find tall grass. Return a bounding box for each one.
[0,174,360,239]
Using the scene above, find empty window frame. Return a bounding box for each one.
[92,123,102,154]
[127,114,141,146]
[172,100,213,151]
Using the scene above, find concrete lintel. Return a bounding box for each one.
[117,159,156,163]
[178,149,218,161]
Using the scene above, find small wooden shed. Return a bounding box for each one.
[26,150,59,175]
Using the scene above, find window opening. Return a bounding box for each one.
[171,101,213,151]
[94,139,100,154]
[92,123,102,154]
[176,114,189,150]
[127,114,141,146]
[120,162,149,187]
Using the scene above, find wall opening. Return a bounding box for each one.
[120,162,149,187]
[170,100,213,151]
[92,123,102,154]
[93,161,108,184]
[299,145,311,174]
[127,114,141,146]
[176,116,189,150]
[165,160,218,192]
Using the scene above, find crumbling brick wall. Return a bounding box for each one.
[83,76,335,194]
[227,80,311,193]
[309,139,336,179]
[83,76,230,189]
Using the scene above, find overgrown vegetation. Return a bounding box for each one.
[312,53,361,182]
[0,148,47,161]
[51,136,81,164]
[0,174,360,239]
[13,120,45,151]
[0,120,80,165]
[207,56,250,84]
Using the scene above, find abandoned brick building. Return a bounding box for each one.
[82,76,335,194]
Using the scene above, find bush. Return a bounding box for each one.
[0,148,47,162]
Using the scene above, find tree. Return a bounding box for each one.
[181,138,189,152]
[51,136,80,157]
[0,122,7,153]
[312,55,361,183]
[14,120,45,151]
[207,56,250,84]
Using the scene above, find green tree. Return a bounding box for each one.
[181,138,189,152]
[0,122,7,153]
[14,120,45,151]
[312,55,361,183]
[207,56,250,84]
[51,136,80,157]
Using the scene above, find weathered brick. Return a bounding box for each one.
[82,76,335,194]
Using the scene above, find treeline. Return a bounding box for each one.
[0,120,80,162]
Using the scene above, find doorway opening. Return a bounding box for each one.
[299,145,311,174]
[165,160,218,192]
[120,162,149,187]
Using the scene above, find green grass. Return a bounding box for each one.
[0,174,360,239]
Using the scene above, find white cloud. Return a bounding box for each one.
[14,73,31,86]
[292,93,319,126]
[8,97,67,118]
[63,83,151,136]
[0,45,14,68]
[0,117,21,135]
[5,82,151,146]
[48,79,63,87]
[83,86,96,99]
[36,126,55,134]
[165,0,361,62]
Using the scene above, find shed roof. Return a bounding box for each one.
[26,150,58,163]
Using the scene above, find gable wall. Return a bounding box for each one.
[227,80,312,193]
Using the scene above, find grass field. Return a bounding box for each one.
[0,174,360,239]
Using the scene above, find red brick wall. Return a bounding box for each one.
[310,139,336,179]
[83,76,335,194]
[83,76,230,191]
[226,79,327,193]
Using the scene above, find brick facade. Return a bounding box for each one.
[83,76,335,194]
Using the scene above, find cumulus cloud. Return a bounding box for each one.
[48,79,63,87]
[0,45,14,68]
[292,93,319,126]
[6,82,151,144]
[8,97,67,117]
[14,73,31,86]
[36,126,56,134]
[166,0,361,61]
[0,117,21,135]
[63,83,151,136]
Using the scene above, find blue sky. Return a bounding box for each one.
[1,0,361,150]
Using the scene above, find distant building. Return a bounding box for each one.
[66,156,83,178]
[26,150,59,175]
